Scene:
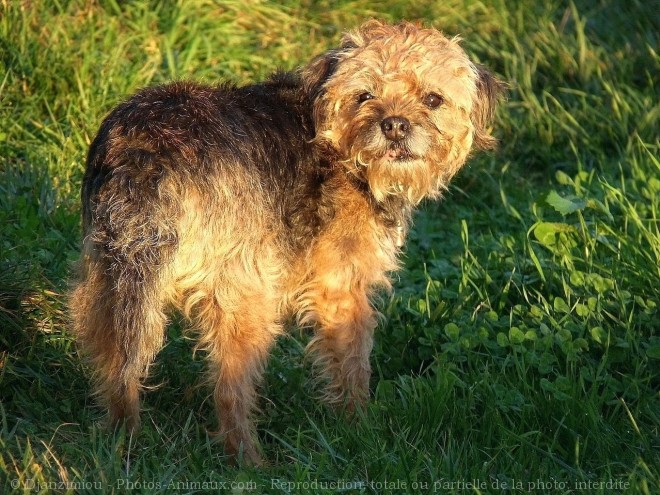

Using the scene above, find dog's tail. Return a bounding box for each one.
[71,138,178,426]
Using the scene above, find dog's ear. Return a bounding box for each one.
[301,34,358,101]
[301,44,357,143]
[301,50,343,101]
[471,65,505,150]
[301,50,345,141]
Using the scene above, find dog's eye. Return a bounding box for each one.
[423,93,444,109]
[358,92,375,104]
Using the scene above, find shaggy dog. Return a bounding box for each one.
[71,20,503,465]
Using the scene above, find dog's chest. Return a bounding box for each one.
[298,179,402,291]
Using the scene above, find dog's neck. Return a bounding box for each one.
[375,193,413,248]
[337,167,413,248]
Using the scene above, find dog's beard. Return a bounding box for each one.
[346,125,445,203]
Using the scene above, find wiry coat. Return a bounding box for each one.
[71,20,502,465]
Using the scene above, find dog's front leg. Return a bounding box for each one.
[306,277,377,409]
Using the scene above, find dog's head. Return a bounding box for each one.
[303,20,504,203]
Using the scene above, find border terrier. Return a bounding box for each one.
[71,20,503,465]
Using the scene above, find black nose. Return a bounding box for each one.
[380,116,410,141]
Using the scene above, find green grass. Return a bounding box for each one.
[1,0,658,493]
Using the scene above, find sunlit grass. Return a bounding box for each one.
[1,0,658,493]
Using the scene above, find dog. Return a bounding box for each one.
[70,20,503,465]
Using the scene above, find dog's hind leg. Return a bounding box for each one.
[185,235,284,466]
[192,287,281,466]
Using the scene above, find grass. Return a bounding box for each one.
[1,0,658,493]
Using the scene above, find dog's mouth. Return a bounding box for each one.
[385,144,416,162]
